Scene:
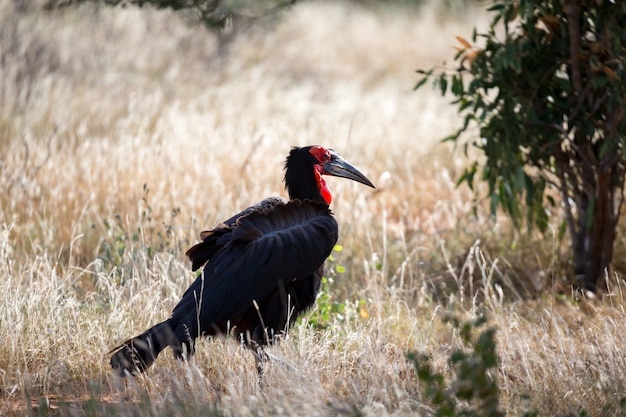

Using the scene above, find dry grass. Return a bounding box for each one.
[2,1,626,416]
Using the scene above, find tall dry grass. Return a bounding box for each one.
[2,1,626,416]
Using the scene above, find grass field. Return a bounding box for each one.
[2,1,626,415]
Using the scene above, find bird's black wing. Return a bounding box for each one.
[186,196,287,271]
[171,199,338,340]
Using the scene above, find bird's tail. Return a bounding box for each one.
[109,320,180,376]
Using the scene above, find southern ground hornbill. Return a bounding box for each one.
[109,145,375,375]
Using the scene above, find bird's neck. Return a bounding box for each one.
[285,167,331,205]
[287,183,330,205]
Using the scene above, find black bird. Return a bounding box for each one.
[109,146,375,375]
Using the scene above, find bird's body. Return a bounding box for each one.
[110,146,374,375]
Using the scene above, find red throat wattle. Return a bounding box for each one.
[314,164,332,205]
[309,146,333,205]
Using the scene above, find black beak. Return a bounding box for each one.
[323,151,375,189]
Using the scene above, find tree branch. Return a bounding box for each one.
[564,0,583,95]
[555,152,578,241]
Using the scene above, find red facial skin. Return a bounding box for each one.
[309,146,333,205]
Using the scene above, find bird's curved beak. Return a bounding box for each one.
[323,151,376,189]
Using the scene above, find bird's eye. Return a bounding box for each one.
[309,146,332,164]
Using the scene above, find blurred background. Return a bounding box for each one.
[0,0,490,280]
[4,2,626,416]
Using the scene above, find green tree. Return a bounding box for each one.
[417,0,626,291]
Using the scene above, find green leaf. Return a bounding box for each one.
[451,74,464,96]
[439,74,448,96]
[413,76,430,90]
[414,69,434,90]
[457,163,478,190]
[487,3,505,12]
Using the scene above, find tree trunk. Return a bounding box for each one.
[573,169,618,291]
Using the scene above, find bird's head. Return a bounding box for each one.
[284,146,375,204]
